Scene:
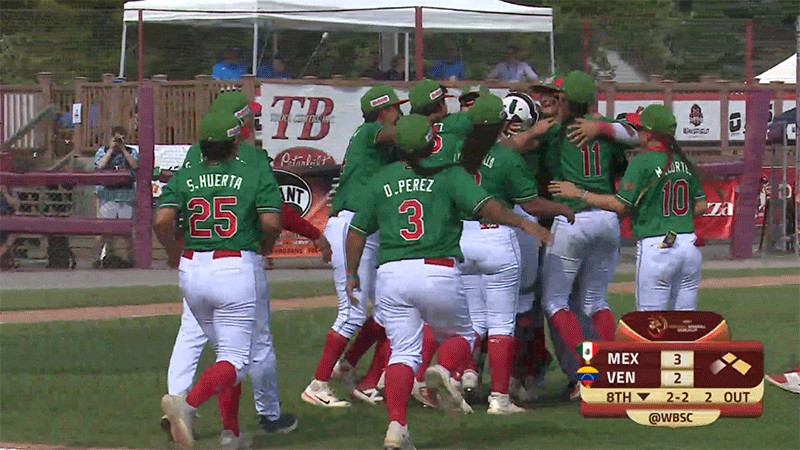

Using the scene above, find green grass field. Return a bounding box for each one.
[1,276,799,449]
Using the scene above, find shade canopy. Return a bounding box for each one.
[123,0,553,33]
[756,54,797,85]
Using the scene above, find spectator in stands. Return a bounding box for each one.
[430,43,466,81]
[93,125,138,268]
[360,55,382,79]
[258,54,292,79]
[212,47,248,81]
[487,45,538,82]
[382,55,406,81]
[0,185,20,270]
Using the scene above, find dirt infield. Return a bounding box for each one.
[1,275,797,325]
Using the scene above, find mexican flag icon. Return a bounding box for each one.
[577,342,599,365]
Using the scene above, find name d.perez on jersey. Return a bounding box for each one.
[383,178,435,197]
[186,173,244,192]
[274,169,313,216]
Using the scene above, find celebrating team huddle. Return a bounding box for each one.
[154,71,708,449]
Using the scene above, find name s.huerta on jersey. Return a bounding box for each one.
[615,151,705,239]
[159,144,282,253]
[349,162,491,265]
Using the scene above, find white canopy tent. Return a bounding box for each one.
[121,0,554,80]
[756,54,797,84]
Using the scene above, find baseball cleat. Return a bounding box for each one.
[461,369,480,402]
[161,394,197,448]
[258,413,299,434]
[568,380,581,401]
[424,364,473,414]
[353,387,384,405]
[219,430,250,449]
[509,377,537,403]
[331,359,359,392]
[411,379,438,408]
[160,415,173,441]
[487,392,526,415]
[765,366,800,394]
[383,421,415,450]
[529,351,553,388]
[301,379,351,407]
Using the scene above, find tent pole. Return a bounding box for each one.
[414,7,424,81]
[138,9,144,83]
[252,21,259,75]
[404,33,410,82]
[549,30,555,75]
[119,21,127,78]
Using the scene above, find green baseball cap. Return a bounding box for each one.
[395,114,434,154]
[530,74,566,94]
[361,86,404,115]
[468,94,507,125]
[561,70,596,104]
[459,85,489,100]
[409,79,447,110]
[212,92,252,120]
[639,104,677,137]
[200,112,241,142]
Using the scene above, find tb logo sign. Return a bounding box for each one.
[270,96,334,141]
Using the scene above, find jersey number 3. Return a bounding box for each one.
[399,199,424,241]
[188,197,238,239]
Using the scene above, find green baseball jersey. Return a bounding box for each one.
[331,122,394,216]
[182,142,269,168]
[475,143,539,213]
[540,116,630,211]
[431,112,472,164]
[615,151,706,239]
[350,161,492,265]
[159,150,283,252]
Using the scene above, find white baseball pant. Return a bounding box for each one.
[513,205,540,317]
[459,221,521,337]
[378,258,475,373]
[542,210,620,318]
[168,254,282,419]
[178,250,259,383]
[326,210,381,333]
[636,233,702,311]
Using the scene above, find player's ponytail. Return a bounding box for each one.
[200,140,236,162]
[406,141,458,176]
[460,123,504,174]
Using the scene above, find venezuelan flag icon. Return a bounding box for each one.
[577,366,600,387]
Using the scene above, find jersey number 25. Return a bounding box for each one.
[188,197,238,239]
[399,199,424,241]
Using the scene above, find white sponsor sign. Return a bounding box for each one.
[674,100,721,141]
[152,144,191,197]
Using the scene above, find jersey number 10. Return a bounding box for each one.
[662,180,689,217]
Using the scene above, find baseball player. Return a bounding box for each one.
[302,86,404,408]
[156,111,283,448]
[162,92,325,437]
[550,104,708,311]
[456,94,573,414]
[518,71,632,400]
[344,113,551,449]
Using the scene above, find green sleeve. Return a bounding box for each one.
[446,167,492,216]
[349,183,379,236]
[365,122,385,146]
[505,151,539,203]
[159,173,181,209]
[615,157,643,206]
[689,171,706,200]
[255,158,283,214]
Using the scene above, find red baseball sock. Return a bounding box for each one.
[415,325,440,382]
[314,330,350,382]
[550,310,585,362]
[592,309,616,341]
[435,336,471,373]
[217,382,242,437]
[344,316,382,367]
[186,361,237,408]
[488,335,515,394]
[513,336,526,379]
[384,363,414,426]
[526,327,549,376]
[357,334,391,390]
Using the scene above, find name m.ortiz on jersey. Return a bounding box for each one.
[383,178,435,197]
[185,173,244,192]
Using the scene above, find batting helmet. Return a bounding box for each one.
[503,92,541,132]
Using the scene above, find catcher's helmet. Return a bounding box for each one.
[503,92,541,131]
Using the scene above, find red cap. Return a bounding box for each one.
[624,112,643,129]
[249,101,262,116]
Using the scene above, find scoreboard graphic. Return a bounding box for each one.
[580,312,764,427]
